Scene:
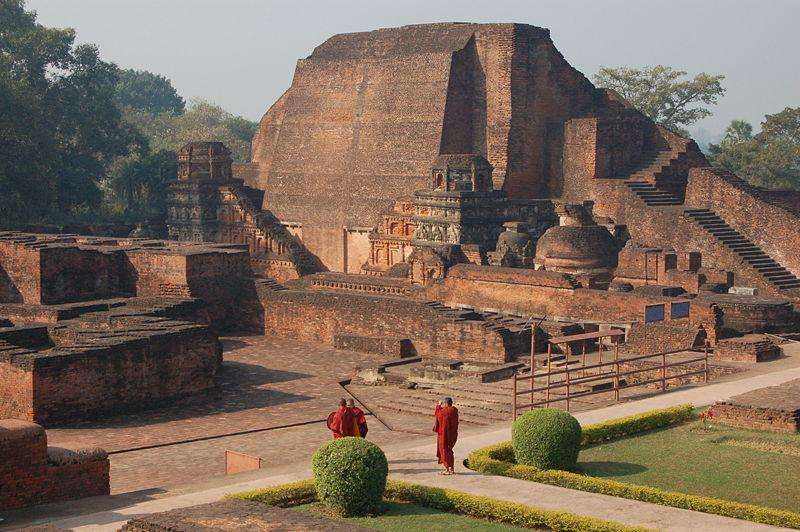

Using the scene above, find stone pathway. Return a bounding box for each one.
[7,362,800,531]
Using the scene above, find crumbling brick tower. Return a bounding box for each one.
[247,23,605,272]
[167,141,234,242]
[243,22,800,298]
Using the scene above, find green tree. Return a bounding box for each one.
[709,107,800,190]
[124,99,258,162]
[0,0,135,222]
[106,148,177,218]
[593,65,726,135]
[115,68,185,116]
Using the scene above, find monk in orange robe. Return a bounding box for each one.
[433,397,459,474]
[347,399,368,438]
[327,398,359,439]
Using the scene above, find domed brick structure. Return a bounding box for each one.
[535,202,618,276]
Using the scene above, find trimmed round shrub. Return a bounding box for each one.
[311,437,388,516]
[512,408,582,470]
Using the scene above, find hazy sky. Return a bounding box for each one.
[26,0,800,141]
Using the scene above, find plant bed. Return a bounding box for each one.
[298,500,530,531]
[467,405,800,529]
[231,479,644,532]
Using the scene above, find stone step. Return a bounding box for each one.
[422,386,511,406]
[385,397,498,425]
[764,274,800,281]
[756,266,790,274]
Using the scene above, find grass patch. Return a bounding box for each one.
[580,420,800,512]
[298,500,529,531]
[466,406,800,528]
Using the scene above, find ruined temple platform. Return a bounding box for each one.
[709,378,800,432]
[45,335,423,493]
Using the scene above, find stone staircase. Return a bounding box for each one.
[625,181,683,206]
[684,208,800,291]
[379,382,513,425]
[259,277,287,291]
[624,149,676,181]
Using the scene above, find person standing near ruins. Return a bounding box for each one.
[327,398,359,439]
[347,398,368,438]
[433,397,459,475]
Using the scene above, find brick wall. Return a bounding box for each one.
[39,247,131,304]
[592,179,785,297]
[127,248,261,333]
[0,240,40,304]
[261,288,512,363]
[0,360,33,421]
[0,419,109,511]
[708,403,799,433]
[686,167,800,277]
[429,264,717,330]
[620,321,706,357]
[27,326,221,425]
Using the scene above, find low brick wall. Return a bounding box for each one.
[333,334,415,357]
[714,335,781,363]
[0,419,109,511]
[707,379,800,433]
[261,288,512,363]
[708,403,799,433]
[1,320,222,425]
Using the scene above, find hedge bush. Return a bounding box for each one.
[311,437,388,516]
[512,408,582,470]
[581,404,695,446]
[231,478,645,532]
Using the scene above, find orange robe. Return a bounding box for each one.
[433,404,459,468]
[328,406,359,439]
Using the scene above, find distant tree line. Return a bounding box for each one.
[0,0,258,226]
[594,65,799,191]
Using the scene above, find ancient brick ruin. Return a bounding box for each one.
[0,232,264,425]
[0,419,109,510]
[709,379,800,433]
[4,20,800,513]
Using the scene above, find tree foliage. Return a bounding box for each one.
[709,107,800,190]
[0,0,134,222]
[115,68,185,115]
[593,65,725,135]
[124,99,258,163]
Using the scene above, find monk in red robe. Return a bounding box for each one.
[347,399,368,438]
[327,398,359,439]
[433,397,459,474]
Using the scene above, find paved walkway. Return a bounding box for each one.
[7,363,800,531]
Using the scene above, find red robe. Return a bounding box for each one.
[328,406,359,439]
[352,407,368,437]
[433,404,459,468]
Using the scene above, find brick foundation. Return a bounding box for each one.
[707,379,800,433]
[714,335,781,363]
[0,419,109,511]
[260,287,515,363]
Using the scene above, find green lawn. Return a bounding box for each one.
[299,501,531,531]
[579,420,800,512]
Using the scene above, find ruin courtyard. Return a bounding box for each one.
[2,19,800,531]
